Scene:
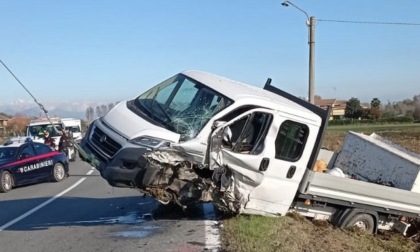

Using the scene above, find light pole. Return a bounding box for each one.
[281,1,316,104]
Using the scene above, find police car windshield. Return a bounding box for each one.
[0,147,18,160]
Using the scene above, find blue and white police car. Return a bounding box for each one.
[0,138,69,193]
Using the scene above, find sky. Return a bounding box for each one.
[1,0,419,111]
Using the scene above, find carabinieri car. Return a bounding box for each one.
[0,138,69,193]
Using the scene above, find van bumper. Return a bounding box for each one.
[79,121,151,188]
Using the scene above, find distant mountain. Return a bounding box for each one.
[0,99,104,120]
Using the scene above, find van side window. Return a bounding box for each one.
[223,112,272,155]
[275,120,309,161]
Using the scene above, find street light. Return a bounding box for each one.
[282,1,316,104]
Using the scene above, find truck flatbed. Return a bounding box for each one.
[301,170,420,216]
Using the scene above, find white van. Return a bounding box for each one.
[60,118,82,143]
[80,70,420,235]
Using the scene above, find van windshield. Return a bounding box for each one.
[27,124,63,138]
[136,74,233,140]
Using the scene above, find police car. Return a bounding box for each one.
[0,138,69,193]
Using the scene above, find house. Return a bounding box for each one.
[314,99,347,120]
[0,115,10,136]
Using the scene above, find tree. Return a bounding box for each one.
[100,104,108,116]
[95,106,101,118]
[382,101,398,118]
[7,116,31,136]
[108,102,115,112]
[345,97,363,119]
[85,107,94,124]
[414,102,420,121]
[370,98,381,120]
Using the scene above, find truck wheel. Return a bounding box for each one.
[52,163,66,182]
[0,171,13,193]
[346,213,375,233]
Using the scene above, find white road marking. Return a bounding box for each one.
[202,203,221,251]
[0,168,95,232]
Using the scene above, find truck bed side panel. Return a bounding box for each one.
[302,170,420,215]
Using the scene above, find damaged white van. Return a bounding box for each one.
[80,70,327,213]
[81,70,420,234]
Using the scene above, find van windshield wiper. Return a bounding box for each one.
[151,88,174,130]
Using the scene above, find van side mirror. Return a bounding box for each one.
[212,120,226,129]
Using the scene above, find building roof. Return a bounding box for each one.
[0,115,10,121]
[314,99,347,109]
[314,99,336,107]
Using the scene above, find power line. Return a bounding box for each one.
[318,19,420,26]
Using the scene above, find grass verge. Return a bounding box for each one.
[220,214,417,252]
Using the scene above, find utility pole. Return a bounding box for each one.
[282,1,316,104]
[308,16,315,104]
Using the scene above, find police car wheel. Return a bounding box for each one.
[0,171,13,193]
[52,163,66,182]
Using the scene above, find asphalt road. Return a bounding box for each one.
[0,159,219,252]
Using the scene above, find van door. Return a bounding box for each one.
[209,109,320,216]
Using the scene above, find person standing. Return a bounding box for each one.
[43,130,56,149]
[58,130,70,158]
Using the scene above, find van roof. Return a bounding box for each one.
[182,70,321,123]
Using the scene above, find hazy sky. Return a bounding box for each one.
[1,0,419,106]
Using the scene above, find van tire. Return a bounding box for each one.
[345,213,375,233]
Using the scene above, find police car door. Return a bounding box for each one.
[16,144,39,183]
[33,143,55,178]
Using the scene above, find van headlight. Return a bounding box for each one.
[129,136,168,148]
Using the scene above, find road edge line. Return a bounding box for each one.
[202,203,221,251]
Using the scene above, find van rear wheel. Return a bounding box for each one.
[346,213,375,233]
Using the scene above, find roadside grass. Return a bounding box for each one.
[220,214,417,252]
[220,123,420,252]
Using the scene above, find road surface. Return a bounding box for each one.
[0,159,219,252]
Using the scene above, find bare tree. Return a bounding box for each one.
[100,104,107,116]
[95,106,101,118]
[7,116,31,136]
[107,103,114,113]
[414,101,420,121]
[85,107,94,124]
